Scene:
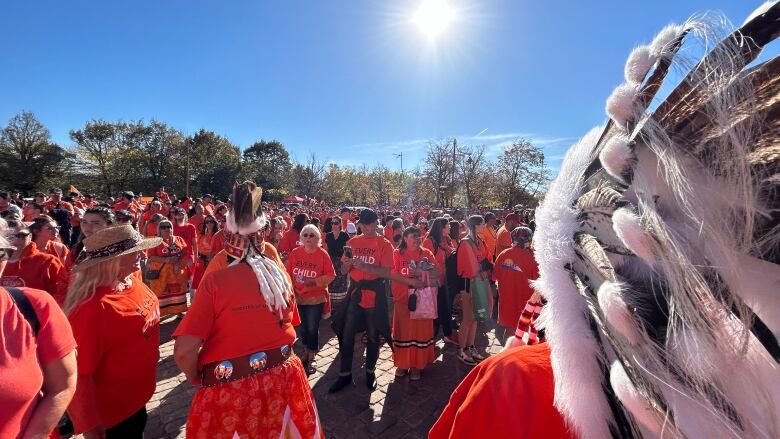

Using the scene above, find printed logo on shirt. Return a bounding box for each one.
[353,247,377,265]
[501,259,524,272]
[0,276,26,288]
[137,290,160,340]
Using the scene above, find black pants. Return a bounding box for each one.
[107,407,147,438]
[339,299,379,374]
[298,303,324,352]
[433,285,453,337]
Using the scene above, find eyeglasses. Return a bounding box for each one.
[301,233,317,238]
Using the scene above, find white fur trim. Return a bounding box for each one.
[624,45,655,85]
[649,24,684,59]
[224,212,267,235]
[612,208,655,264]
[605,83,639,126]
[668,328,716,381]
[743,1,777,26]
[597,282,640,344]
[609,361,663,435]
[599,135,633,183]
[533,126,616,439]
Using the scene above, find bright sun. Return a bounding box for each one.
[413,0,454,39]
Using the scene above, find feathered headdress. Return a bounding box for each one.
[534,3,780,438]
[224,181,292,314]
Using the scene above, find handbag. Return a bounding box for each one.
[469,277,490,322]
[410,271,438,320]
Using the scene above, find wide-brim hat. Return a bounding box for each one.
[72,225,161,272]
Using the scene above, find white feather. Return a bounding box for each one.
[533,126,616,439]
[605,83,639,126]
[667,328,717,381]
[624,45,655,85]
[224,212,268,235]
[599,135,633,183]
[609,361,664,435]
[612,208,655,264]
[598,282,640,344]
[649,24,685,59]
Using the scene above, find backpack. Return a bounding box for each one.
[6,287,40,336]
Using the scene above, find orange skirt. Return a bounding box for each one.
[186,357,323,439]
[392,302,435,370]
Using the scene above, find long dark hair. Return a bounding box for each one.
[428,217,449,251]
[398,226,421,253]
[449,220,460,241]
[292,213,308,232]
[198,214,218,235]
[466,215,484,242]
[323,217,334,234]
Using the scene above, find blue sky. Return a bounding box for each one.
[1,1,772,175]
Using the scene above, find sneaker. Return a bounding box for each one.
[366,371,377,390]
[328,375,353,394]
[443,335,459,346]
[395,368,408,377]
[457,350,477,366]
[409,368,421,381]
[467,346,485,362]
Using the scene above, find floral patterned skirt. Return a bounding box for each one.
[186,356,323,439]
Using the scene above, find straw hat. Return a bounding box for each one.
[72,225,161,272]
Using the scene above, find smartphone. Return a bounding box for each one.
[343,246,353,258]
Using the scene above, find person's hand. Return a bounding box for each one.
[84,426,107,439]
[352,258,366,270]
[408,278,424,289]
[408,267,421,278]
[304,278,316,287]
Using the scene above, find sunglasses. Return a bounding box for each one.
[301,233,317,238]
[159,226,172,230]
[12,232,30,239]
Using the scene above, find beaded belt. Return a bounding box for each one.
[201,344,294,387]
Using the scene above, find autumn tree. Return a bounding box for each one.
[421,139,456,207]
[292,153,327,201]
[496,138,550,208]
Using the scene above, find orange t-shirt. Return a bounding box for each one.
[2,243,68,304]
[210,229,225,257]
[188,214,205,231]
[0,287,76,439]
[495,225,512,259]
[173,263,297,368]
[391,247,437,304]
[480,226,498,262]
[286,246,335,303]
[430,343,577,439]
[456,238,488,280]
[67,280,160,432]
[492,246,539,328]
[278,229,301,253]
[202,242,284,281]
[347,234,394,308]
[173,223,197,257]
[43,199,74,214]
[43,240,69,265]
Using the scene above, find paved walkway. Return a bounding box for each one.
[141,312,504,438]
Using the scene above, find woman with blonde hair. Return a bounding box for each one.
[65,225,161,438]
[146,219,191,317]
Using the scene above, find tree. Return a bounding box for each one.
[421,139,456,207]
[242,140,293,197]
[128,120,186,195]
[496,138,550,208]
[0,111,69,193]
[185,129,242,199]
[291,153,327,201]
[70,120,143,197]
[455,144,495,208]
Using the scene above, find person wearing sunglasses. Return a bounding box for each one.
[285,224,335,375]
[1,221,67,304]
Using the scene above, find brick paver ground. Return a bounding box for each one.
[121,309,504,438]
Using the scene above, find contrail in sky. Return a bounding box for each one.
[474,128,489,137]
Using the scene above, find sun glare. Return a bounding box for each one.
[413,0,454,39]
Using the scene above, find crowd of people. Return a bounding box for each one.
[1,183,539,438]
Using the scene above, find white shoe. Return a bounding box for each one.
[457,350,477,366]
[467,346,485,361]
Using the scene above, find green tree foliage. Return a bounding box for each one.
[242,139,293,197]
[0,111,69,193]
[495,138,550,208]
[187,129,242,199]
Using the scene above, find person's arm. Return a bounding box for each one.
[388,272,424,288]
[174,335,203,385]
[21,350,77,439]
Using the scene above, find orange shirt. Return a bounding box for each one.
[67,279,160,432]
[43,240,69,265]
[188,213,205,231]
[210,229,225,257]
[278,228,301,253]
[347,234,394,308]
[43,199,74,214]
[202,243,284,282]
[1,243,68,304]
[0,287,76,438]
[390,247,437,304]
[173,223,197,257]
[480,226,498,262]
[286,246,335,303]
[495,225,512,259]
[429,343,577,439]
[492,246,539,328]
[456,238,488,280]
[174,263,298,368]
